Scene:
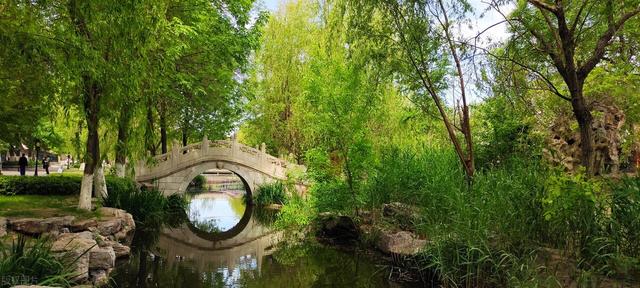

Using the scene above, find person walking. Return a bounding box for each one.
[42,156,50,175]
[18,154,28,176]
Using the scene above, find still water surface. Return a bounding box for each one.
[111,192,399,287]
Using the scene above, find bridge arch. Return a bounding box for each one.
[135,137,306,196]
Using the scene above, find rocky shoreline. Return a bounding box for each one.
[315,202,434,284]
[0,207,135,287]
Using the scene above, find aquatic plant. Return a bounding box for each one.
[254,181,288,205]
[101,186,188,230]
[0,235,78,288]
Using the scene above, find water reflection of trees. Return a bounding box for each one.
[187,192,246,232]
[238,243,392,288]
[191,218,222,233]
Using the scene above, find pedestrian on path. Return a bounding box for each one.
[43,156,50,175]
[18,154,28,176]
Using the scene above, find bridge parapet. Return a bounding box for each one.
[135,136,304,183]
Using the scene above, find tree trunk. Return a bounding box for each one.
[159,101,168,154]
[570,88,596,175]
[79,77,100,210]
[145,104,156,156]
[182,128,188,147]
[115,105,131,177]
[93,161,108,198]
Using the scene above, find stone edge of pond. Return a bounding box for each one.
[314,202,434,285]
[1,207,135,287]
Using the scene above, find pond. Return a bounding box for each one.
[110,192,409,287]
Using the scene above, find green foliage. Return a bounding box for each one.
[609,177,640,257]
[275,195,316,229]
[0,175,136,196]
[0,176,80,196]
[254,181,288,205]
[474,95,543,169]
[189,175,206,190]
[542,172,604,251]
[101,186,188,230]
[365,146,463,209]
[0,235,78,288]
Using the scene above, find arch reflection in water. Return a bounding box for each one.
[186,169,249,233]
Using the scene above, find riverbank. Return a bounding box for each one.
[311,202,437,286]
[1,207,135,287]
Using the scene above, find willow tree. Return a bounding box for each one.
[492,0,640,175]
[241,0,319,162]
[345,0,476,179]
[144,0,264,154]
[0,2,58,152]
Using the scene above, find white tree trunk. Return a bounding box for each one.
[78,174,93,210]
[115,163,125,178]
[94,165,108,198]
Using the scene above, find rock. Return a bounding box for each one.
[318,211,336,218]
[51,232,98,282]
[376,231,426,256]
[0,217,8,237]
[95,207,135,237]
[382,202,421,231]
[121,213,135,233]
[89,246,115,269]
[105,240,131,258]
[96,218,122,236]
[90,269,109,286]
[316,215,360,245]
[70,219,97,232]
[9,216,75,235]
[545,101,625,175]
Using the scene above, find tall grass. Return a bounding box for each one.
[101,186,188,230]
[0,235,78,288]
[254,181,288,205]
[362,146,640,286]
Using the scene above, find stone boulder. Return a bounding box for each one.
[316,215,360,245]
[51,232,98,282]
[545,101,625,174]
[89,246,115,269]
[0,217,7,237]
[105,240,131,258]
[90,269,110,286]
[382,202,421,231]
[69,219,97,232]
[96,218,122,236]
[376,230,426,256]
[96,207,135,239]
[9,216,75,236]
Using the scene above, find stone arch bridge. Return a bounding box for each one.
[135,137,306,196]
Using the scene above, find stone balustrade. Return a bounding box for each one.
[135,136,304,190]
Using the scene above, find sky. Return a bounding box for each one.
[255,0,515,103]
[258,0,513,44]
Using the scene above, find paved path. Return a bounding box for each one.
[0,162,67,176]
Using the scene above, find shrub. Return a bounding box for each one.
[101,186,187,230]
[0,235,78,288]
[254,181,288,205]
[0,176,80,196]
[275,195,315,229]
[0,175,136,197]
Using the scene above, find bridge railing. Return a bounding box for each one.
[135,136,302,182]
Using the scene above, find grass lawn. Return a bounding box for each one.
[0,195,100,219]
